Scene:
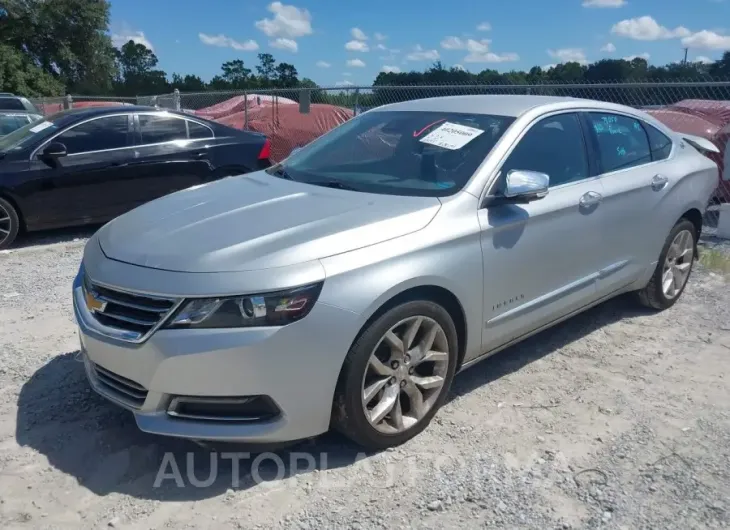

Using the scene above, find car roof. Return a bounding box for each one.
[43,106,208,127]
[373,95,623,118]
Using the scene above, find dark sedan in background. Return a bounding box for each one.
[0,106,271,248]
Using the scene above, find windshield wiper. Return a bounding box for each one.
[309,179,359,191]
[269,166,296,181]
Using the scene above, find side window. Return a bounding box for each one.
[188,120,213,139]
[644,124,672,161]
[54,115,129,154]
[138,115,188,144]
[587,113,652,173]
[500,113,589,188]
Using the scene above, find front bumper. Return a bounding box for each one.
[72,269,360,443]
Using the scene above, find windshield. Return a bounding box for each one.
[0,117,57,154]
[0,113,42,136]
[266,110,515,197]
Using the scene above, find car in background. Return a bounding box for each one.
[0,94,39,113]
[72,95,717,450]
[0,106,271,249]
[0,110,43,136]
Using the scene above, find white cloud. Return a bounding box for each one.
[601,42,617,52]
[583,0,626,7]
[441,37,492,52]
[112,28,154,51]
[375,43,388,51]
[441,36,466,50]
[611,16,690,41]
[465,52,520,63]
[316,60,331,68]
[198,33,258,51]
[547,48,589,65]
[336,80,354,87]
[695,55,714,64]
[543,63,558,70]
[346,58,366,67]
[682,30,730,50]
[405,45,440,61]
[375,32,387,41]
[351,27,368,41]
[623,52,650,61]
[270,37,298,52]
[453,64,465,71]
[381,65,401,73]
[345,40,369,52]
[477,22,491,31]
[255,2,313,38]
[343,72,352,76]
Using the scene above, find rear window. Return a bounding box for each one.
[272,110,515,197]
[0,98,25,111]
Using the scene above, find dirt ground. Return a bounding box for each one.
[0,228,728,529]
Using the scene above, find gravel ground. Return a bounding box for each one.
[0,228,728,530]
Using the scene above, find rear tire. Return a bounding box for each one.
[332,300,458,450]
[637,218,696,310]
[0,197,20,250]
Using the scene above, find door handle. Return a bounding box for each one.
[651,174,668,191]
[579,191,603,207]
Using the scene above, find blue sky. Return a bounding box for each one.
[109,0,730,87]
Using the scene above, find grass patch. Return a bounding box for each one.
[698,247,730,277]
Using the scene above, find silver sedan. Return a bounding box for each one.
[73,95,719,449]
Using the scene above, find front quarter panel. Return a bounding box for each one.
[318,192,484,365]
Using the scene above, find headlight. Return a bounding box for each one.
[165,283,323,329]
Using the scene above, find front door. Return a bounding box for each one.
[478,112,607,353]
[24,114,135,227]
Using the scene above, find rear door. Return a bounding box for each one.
[126,112,214,206]
[24,114,135,226]
[581,111,676,297]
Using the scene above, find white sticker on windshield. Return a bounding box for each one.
[29,121,53,133]
[419,122,484,150]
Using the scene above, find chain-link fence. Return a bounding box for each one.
[29,79,730,233]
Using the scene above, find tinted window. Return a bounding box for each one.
[139,115,187,144]
[269,110,516,197]
[0,98,25,111]
[55,115,129,154]
[645,124,672,161]
[500,113,589,188]
[0,115,31,135]
[188,120,213,139]
[588,113,651,173]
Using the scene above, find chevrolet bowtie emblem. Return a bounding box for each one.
[85,289,107,313]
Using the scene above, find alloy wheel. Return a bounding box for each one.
[361,315,450,434]
[662,229,694,299]
[0,204,11,247]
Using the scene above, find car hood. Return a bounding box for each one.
[98,171,442,273]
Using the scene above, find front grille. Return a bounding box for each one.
[92,363,149,410]
[84,275,178,341]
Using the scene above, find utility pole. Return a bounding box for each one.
[682,47,689,64]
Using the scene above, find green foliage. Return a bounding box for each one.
[0,43,65,96]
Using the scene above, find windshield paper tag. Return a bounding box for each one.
[29,121,53,133]
[419,122,484,150]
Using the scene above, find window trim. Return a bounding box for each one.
[30,113,134,159]
[483,110,596,200]
[642,121,674,162]
[581,110,673,178]
[134,111,214,147]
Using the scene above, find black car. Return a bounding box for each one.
[0,106,271,248]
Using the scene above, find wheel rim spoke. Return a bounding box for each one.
[661,229,694,299]
[361,315,450,434]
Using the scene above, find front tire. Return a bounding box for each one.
[637,218,696,310]
[0,197,20,250]
[332,300,458,450]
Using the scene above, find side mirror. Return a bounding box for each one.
[42,142,67,159]
[503,170,549,201]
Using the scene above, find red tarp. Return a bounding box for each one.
[194,94,297,121]
[216,103,354,163]
[648,100,730,200]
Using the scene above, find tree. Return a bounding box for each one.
[0,0,116,94]
[256,53,276,85]
[113,41,169,96]
[710,51,730,78]
[221,59,252,88]
[0,43,64,96]
[171,73,206,92]
[275,62,298,88]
